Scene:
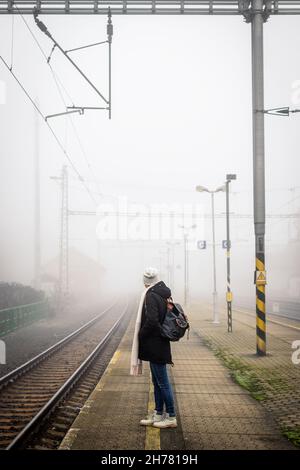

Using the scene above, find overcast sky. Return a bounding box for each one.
[0,12,299,299]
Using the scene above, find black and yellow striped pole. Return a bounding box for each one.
[249,0,267,356]
[255,247,266,355]
[225,174,236,333]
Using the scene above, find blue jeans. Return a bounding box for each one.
[150,362,176,417]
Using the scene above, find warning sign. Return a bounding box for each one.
[256,271,267,285]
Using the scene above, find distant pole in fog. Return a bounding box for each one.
[166,241,180,293]
[167,246,171,287]
[59,165,69,299]
[50,166,69,306]
[158,248,169,284]
[178,225,197,306]
[225,174,236,333]
[34,104,41,290]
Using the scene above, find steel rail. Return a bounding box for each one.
[0,300,118,390]
[235,307,300,330]
[1,1,300,15]
[5,301,128,450]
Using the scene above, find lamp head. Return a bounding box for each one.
[215,185,226,192]
[196,185,209,193]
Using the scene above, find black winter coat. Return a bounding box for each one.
[138,281,172,365]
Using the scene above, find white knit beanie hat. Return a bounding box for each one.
[143,267,159,286]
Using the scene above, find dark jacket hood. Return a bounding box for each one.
[149,281,171,300]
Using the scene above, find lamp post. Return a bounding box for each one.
[178,224,197,306]
[50,166,69,310]
[196,184,226,324]
[225,174,237,332]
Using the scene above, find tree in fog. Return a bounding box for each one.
[0,282,45,309]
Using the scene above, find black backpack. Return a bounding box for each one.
[160,302,190,342]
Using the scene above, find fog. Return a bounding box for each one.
[0,12,299,310]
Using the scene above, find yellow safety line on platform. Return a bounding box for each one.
[109,349,121,365]
[145,379,160,450]
[235,309,300,332]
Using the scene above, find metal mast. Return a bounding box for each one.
[241,0,268,355]
[34,103,41,290]
[59,165,69,303]
[251,0,267,356]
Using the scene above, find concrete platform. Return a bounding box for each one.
[59,312,294,450]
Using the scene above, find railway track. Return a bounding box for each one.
[235,299,300,322]
[0,300,130,450]
[234,308,300,332]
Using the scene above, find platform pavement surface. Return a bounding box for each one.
[59,308,295,450]
[188,303,300,444]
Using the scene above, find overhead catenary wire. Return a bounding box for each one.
[0,55,98,206]
[13,5,103,202]
[48,64,103,201]
[14,6,75,105]
[68,173,300,202]
[32,8,109,105]
[267,190,300,231]
[275,192,300,212]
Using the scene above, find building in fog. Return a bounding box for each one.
[41,248,106,301]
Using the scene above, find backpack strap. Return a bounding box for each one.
[145,292,167,326]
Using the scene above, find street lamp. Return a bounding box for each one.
[225,174,237,332]
[178,224,197,306]
[196,184,226,324]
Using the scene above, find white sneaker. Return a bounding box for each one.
[140,411,164,426]
[153,413,177,428]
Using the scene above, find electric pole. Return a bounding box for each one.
[179,224,196,306]
[225,174,237,332]
[51,165,69,307]
[249,0,267,356]
[34,103,41,290]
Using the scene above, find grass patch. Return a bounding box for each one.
[231,369,266,401]
[202,338,267,401]
[263,373,291,393]
[282,428,300,448]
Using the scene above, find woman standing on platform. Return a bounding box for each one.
[130,267,177,429]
